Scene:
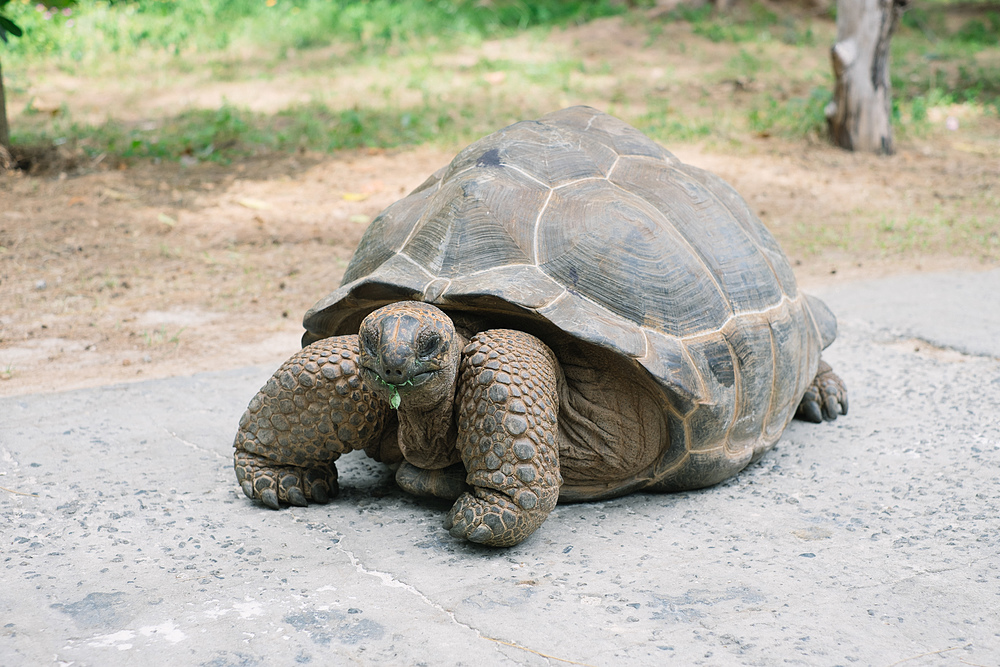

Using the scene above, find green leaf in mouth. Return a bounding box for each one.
[376,375,409,410]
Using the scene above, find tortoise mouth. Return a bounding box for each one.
[360,365,439,391]
[390,370,437,390]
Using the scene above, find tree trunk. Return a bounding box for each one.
[0,55,10,151]
[825,0,907,154]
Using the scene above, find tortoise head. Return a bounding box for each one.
[358,301,460,410]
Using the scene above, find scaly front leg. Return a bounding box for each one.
[445,330,562,547]
[234,335,396,509]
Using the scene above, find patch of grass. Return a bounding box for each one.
[142,326,184,347]
[0,0,629,67]
[637,109,715,143]
[671,1,814,46]
[954,13,1000,46]
[785,206,1000,261]
[789,222,855,256]
[892,7,1000,114]
[11,102,462,163]
[747,88,831,138]
[866,210,1000,259]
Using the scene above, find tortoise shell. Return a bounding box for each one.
[304,106,835,492]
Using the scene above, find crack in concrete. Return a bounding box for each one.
[166,429,229,461]
[287,513,522,663]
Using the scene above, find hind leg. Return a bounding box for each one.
[796,359,848,423]
[234,335,394,509]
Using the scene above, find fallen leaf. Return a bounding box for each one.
[341,192,369,202]
[158,213,177,227]
[349,214,371,225]
[68,196,87,207]
[236,197,274,210]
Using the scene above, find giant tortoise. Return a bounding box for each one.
[233,106,848,547]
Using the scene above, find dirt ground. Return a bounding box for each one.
[1,16,998,398]
[2,135,995,398]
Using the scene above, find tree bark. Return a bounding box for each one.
[0,55,10,151]
[825,0,907,154]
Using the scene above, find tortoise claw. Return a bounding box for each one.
[310,481,330,504]
[798,399,823,424]
[286,486,308,507]
[260,488,281,510]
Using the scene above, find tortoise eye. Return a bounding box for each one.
[417,332,441,359]
[359,325,379,358]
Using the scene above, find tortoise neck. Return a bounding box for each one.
[393,333,467,470]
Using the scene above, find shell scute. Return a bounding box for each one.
[536,178,730,337]
[400,170,546,278]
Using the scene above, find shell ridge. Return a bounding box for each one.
[397,198,437,256]
[675,293,796,341]
[396,251,437,279]
[760,311,781,444]
[605,154,621,180]
[552,176,606,191]
[718,331,743,457]
[531,189,555,265]
[503,163,553,190]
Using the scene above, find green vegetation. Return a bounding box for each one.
[1,0,998,162]
[0,0,627,64]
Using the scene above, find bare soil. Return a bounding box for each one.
[1,17,998,397]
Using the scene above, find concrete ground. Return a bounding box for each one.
[2,269,999,667]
